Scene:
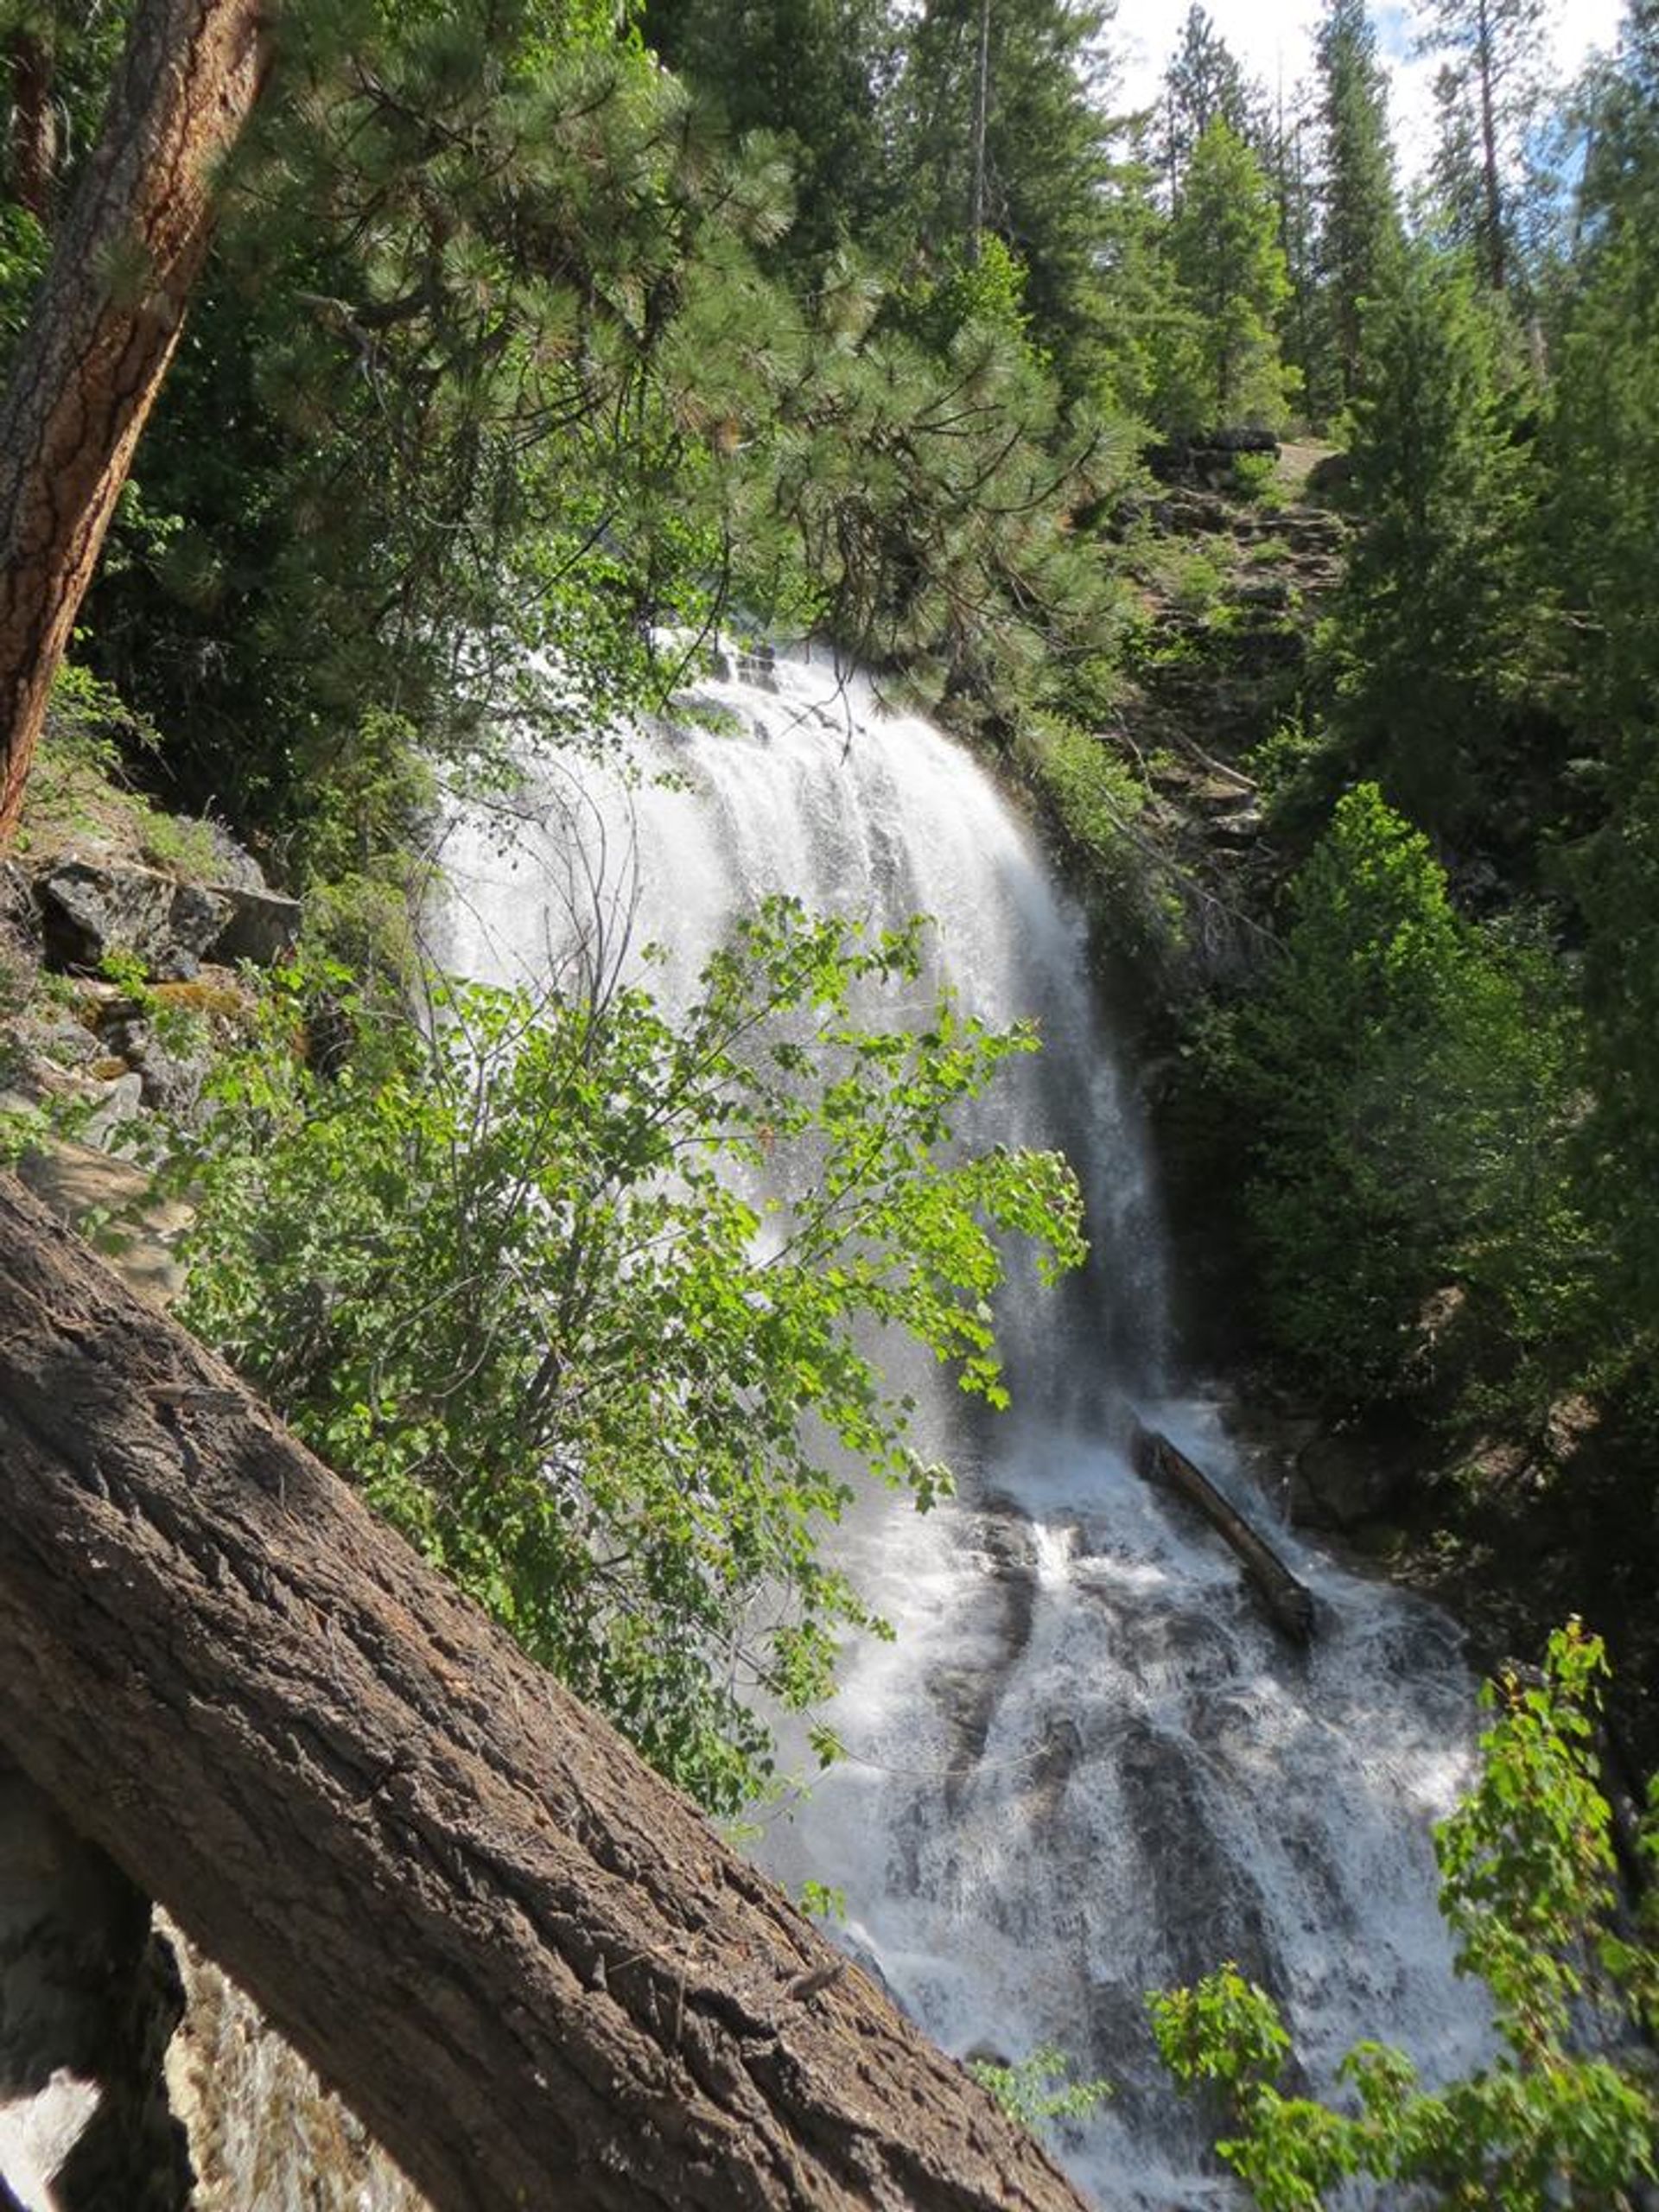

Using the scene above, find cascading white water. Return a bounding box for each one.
[443,643,1493,2207]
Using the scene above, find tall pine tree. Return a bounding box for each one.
[893,0,1116,396]
[1162,116,1294,429]
[1260,79,1324,420]
[1321,239,1531,836]
[1160,3,1249,203]
[1313,0,1401,416]
[640,0,896,271]
[1420,0,1553,294]
[1546,0,1659,1339]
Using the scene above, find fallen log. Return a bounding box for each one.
[1128,1421,1317,1645]
[0,1175,1091,2212]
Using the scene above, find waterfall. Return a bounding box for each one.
[443,643,1493,2207]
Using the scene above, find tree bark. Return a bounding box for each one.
[6,31,55,223]
[0,0,269,845]
[965,0,991,264]
[0,1174,1093,2212]
[1473,0,1506,294]
[1129,1421,1317,1645]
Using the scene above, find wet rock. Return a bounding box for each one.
[1293,1427,1414,1534]
[924,1507,1040,1815]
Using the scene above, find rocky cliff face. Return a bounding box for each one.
[1124,441,1346,927]
[162,1936,427,2212]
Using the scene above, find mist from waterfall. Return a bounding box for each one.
[442,642,1492,2207]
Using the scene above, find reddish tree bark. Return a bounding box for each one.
[0,0,269,844]
[0,1173,1095,2212]
[6,30,55,222]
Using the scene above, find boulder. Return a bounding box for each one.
[78,1072,146,1152]
[1293,1427,1414,1533]
[35,861,228,981]
[1147,427,1281,488]
[198,824,268,894]
[32,860,299,979]
[208,884,302,967]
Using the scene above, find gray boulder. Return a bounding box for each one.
[34,860,299,978]
[35,861,227,981]
[209,884,302,967]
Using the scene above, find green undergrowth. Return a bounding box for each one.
[156,905,1086,1814]
[1010,709,1186,972]
[19,666,224,880]
[1154,1624,1658,2211]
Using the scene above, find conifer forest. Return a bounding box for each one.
[0,0,1656,2206]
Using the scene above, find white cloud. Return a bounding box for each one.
[1110,0,1624,179]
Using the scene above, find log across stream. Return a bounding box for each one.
[1128,1420,1318,1644]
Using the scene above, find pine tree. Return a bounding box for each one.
[1545,1,1659,1338]
[1261,79,1325,422]
[1090,119,1193,425]
[892,0,1117,396]
[1420,0,1553,294]
[1321,239,1531,835]
[0,0,269,844]
[1160,3,1249,203]
[1,0,129,221]
[1162,117,1294,429]
[80,0,768,825]
[1313,0,1401,414]
[640,0,896,270]
[1575,0,1659,244]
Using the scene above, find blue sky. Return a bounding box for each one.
[1112,0,1624,177]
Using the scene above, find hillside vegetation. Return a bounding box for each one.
[0,0,1657,2201]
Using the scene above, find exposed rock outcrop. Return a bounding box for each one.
[162,1940,425,2212]
[34,858,298,981]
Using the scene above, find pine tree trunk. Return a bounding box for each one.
[0,1174,1093,2212]
[0,0,268,844]
[1473,0,1506,293]
[966,0,990,262]
[6,31,55,222]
